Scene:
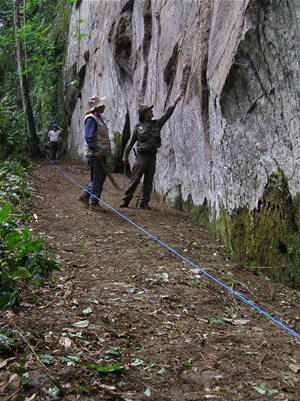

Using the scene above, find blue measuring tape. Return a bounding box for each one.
[43,154,300,340]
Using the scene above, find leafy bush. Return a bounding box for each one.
[0,158,58,308]
[286,233,300,288]
[0,98,26,158]
[0,159,35,205]
[0,203,59,308]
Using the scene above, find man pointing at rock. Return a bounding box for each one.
[120,93,183,210]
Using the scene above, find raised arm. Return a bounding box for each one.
[157,93,183,128]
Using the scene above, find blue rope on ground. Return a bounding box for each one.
[40,152,300,340]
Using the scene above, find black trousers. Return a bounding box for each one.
[49,141,58,160]
[123,151,156,206]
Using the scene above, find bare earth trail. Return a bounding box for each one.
[2,158,299,400]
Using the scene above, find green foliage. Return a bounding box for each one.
[0,326,19,354]
[0,203,59,308]
[72,19,87,43]
[0,156,59,306]
[0,0,69,158]
[0,97,27,159]
[109,131,125,173]
[47,350,123,373]
[223,277,240,286]
[286,232,300,288]
[97,363,122,373]
[0,158,34,204]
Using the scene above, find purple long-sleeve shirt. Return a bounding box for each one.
[85,116,99,153]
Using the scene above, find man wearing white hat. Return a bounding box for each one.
[77,95,111,212]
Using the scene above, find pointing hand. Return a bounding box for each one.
[175,93,183,104]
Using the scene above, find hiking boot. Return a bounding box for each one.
[139,204,151,210]
[89,203,106,213]
[77,194,89,207]
[120,201,129,208]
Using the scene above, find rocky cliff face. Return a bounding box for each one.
[64,0,300,281]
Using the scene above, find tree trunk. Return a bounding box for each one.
[13,0,39,157]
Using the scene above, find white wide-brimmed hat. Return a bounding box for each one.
[88,95,106,110]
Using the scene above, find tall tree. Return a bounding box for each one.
[13,0,39,156]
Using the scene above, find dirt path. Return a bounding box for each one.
[1,158,299,401]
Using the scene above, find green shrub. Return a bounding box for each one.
[0,159,35,205]
[0,203,59,308]
[286,233,300,288]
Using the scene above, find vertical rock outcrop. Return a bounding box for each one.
[64,0,300,283]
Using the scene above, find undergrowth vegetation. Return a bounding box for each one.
[0,159,58,309]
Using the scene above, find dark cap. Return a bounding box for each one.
[138,104,153,116]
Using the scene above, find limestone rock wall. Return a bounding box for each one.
[64,0,300,270]
[209,0,300,215]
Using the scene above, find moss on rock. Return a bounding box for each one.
[175,169,299,287]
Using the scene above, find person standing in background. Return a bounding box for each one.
[47,123,63,161]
